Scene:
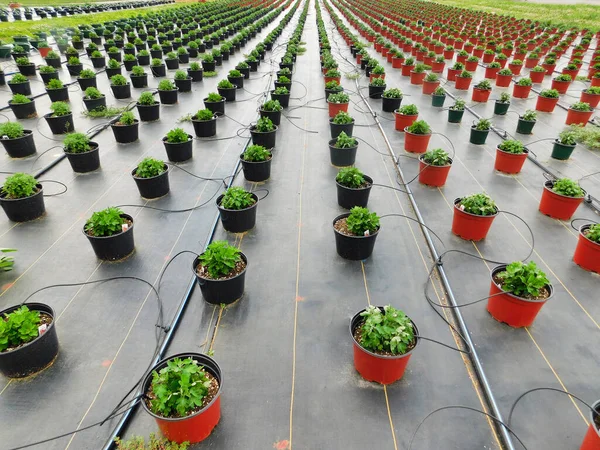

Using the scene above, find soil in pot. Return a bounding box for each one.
[193,253,247,304]
[84,213,135,261]
[0,184,45,222]
[333,213,379,260]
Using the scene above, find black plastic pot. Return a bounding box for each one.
[259,108,281,126]
[192,116,217,137]
[111,83,131,99]
[150,64,166,77]
[91,56,106,68]
[18,64,36,76]
[77,77,97,90]
[368,84,386,99]
[382,96,401,112]
[83,96,106,112]
[188,68,203,82]
[124,59,137,71]
[240,153,272,182]
[130,74,148,88]
[45,57,62,68]
[0,130,36,158]
[218,86,237,102]
[494,101,510,115]
[551,140,576,160]
[65,142,100,173]
[174,77,192,93]
[132,165,170,198]
[214,55,223,66]
[247,60,258,72]
[237,66,250,79]
[0,184,45,222]
[165,58,179,70]
[163,135,193,162]
[333,213,379,260]
[178,54,189,64]
[250,125,277,148]
[336,175,373,209]
[469,126,489,144]
[516,118,536,135]
[328,139,357,167]
[137,54,150,66]
[270,91,290,108]
[329,118,354,139]
[227,75,244,89]
[105,67,121,78]
[150,50,162,60]
[8,81,31,96]
[0,303,59,378]
[137,102,160,122]
[9,100,36,119]
[193,252,247,304]
[216,193,258,233]
[447,109,464,123]
[84,213,135,261]
[40,71,59,84]
[46,87,69,102]
[67,63,83,76]
[204,98,225,116]
[111,121,139,143]
[44,113,74,134]
[158,88,178,104]
[202,61,216,72]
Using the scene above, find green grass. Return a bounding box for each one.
[429,0,600,30]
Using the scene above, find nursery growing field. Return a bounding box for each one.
[0,0,599,449]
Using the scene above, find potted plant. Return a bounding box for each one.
[151,58,166,77]
[240,144,272,182]
[157,79,178,105]
[452,193,498,240]
[64,132,100,173]
[136,91,159,122]
[443,98,464,124]
[455,69,473,90]
[111,111,139,144]
[469,118,491,144]
[173,70,192,93]
[8,73,31,96]
[369,64,385,82]
[492,92,510,116]
[566,101,593,125]
[177,46,189,64]
[419,148,452,187]
[45,50,61,68]
[164,51,179,70]
[163,127,193,162]
[508,58,523,75]
[537,177,585,220]
[8,94,36,120]
[465,55,479,71]
[123,53,138,71]
[327,92,350,118]
[421,72,439,95]
[271,86,290,108]
[494,68,513,88]
[110,74,131,99]
[82,87,105,112]
[512,77,532,98]
[130,65,148,88]
[487,261,552,327]
[395,103,418,131]
[67,56,84,77]
[249,116,278,149]
[333,206,380,260]
[204,92,225,116]
[216,186,258,233]
[0,304,59,378]
[106,58,122,78]
[485,61,501,79]
[324,68,341,85]
[236,61,250,80]
[259,99,282,126]
[535,88,559,112]
[368,77,387,99]
[77,69,97,90]
[0,173,45,222]
[328,131,358,167]
[188,61,203,82]
[336,167,373,209]
[551,74,571,94]
[90,50,106,68]
[83,207,134,261]
[516,109,537,135]
[447,61,464,81]
[227,69,244,89]
[472,79,492,102]
[401,57,415,77]
[529,65,546,83]
[45,78,68,103]
[190,108,216,138]
[15,56,35,76]
[350,305,418,384]
[410,63,428,85]
[581,86,600,108]
[217,79,237,102]
[495,139,529,174]
[39,64,59,84]
[551,129,577,160]
[45,101,73,135]
[132,157,169,199]
[404,120,432,154]
[429,86,445,107]
[573,223,600,273]
[329,111,354,140]
[0,122,36,158]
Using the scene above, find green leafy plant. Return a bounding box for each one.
[148,356,213,418]
[0,122,25,139]
[206,92,222,102]
[261,100,281,112]
[151,58,163,67]
[50,101,71,117]
[498,92,511,103]
[0,248,16,272]
[15,56,30,66]
[336,167,366,188]
[475,79,492,90]
[558,129,577,146]
[458,193,497,216]
[372,65,385,75]
[449,98,465,111]
[334,131,357,148]
[552,178,584,197]
[2,173,38,199]
[63,133,91,154]
[137,92,155,106]
[135,158,165,178]
[255,117,275,132]
[84,87,103,100]
[68,57,81,66]
[382,88,402,99]
[475,118,491,131]
[332,111,353,125]
[242,145,271,162]
[46,78,63,90]
[79,69,96,79]
[532,65,546,72]
[114,433,189,450]
[413,63,429,73]
[459,69,472,78]
[38,65,56,74]
[584,223,600,244]
[85,207,126,237]
[510,59,523,66]
[110,74,128,86]
[325,80,342,91]
[131,66,145,76]
[220,186,255,210]
[496,261,550,298]
[108,59,120,69]
[118,111,136,126]
[217,79,234,89]
[327,92,349,104]
[158,80,175,91]
[165,127,189,143]
[203,53,214,63]
[194,109,214,121]
[91,50,103,58]
[199,240,242,278]
[555,74,572,82]
[0,306,41,353]
[346,206,379,235]
[278,75,291,84]
[406,120,431,135]
[498,139,525,154]
[521,110,537,121]
[174,70,188,81]
[370,77,386,87]
[358,305,415,355]
[517,77,532,86]
[124,54,137,62]
[570,102,592,112]
[422,148,451,166]
[398,104,418,115]
[9,74,28,84]
[10,94,30,105]
[273,87,289,95]
[539,88,559,98]
[189,62,201,71]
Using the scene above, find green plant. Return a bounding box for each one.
[273,87,289,95]
[370,77,386,87]
[135,158,165,178]
[114,433,189,450]
[158,79,175,91]
[91,50,103,58]
[165,127,189,143]
[15,56,30,66]
[558,129,577,146]
[327,92,349,104]
[2,173,37,199]
[586,87,600,95]
[228,69,242,79]
[398,104,418,115]
[520,110,536,122]
[79,69,96,79]
[10,94,30,105]
[242,145,271,162]
[532,65,546,72]
[9,74,28,84]
[174,70,188,81]
[124,54,137,63]
[38,65,56,74]
[422,148,451,166]
[255,117,275,133]
[585,224,600,243]
[110,74,128,86]
[570,101,592,112]
[449,98,465,111]
[148,356,213,418]
[189,62,201,71]
[511,59,523,66]
[496,261,550,298]
[517,77,532,86]
[372,65,385,75]
[555,74,572,82]
[46,51,60,59]
[539,88,559,99]
[203,53,214,63]
[346,206,379,235]
[108,59,120,69]
[382,88,402,99]
[46,78,63,90]
[85,207,126,237]
[498,139,525,154]
[334,131,357,149]
[332,111,353,125]
[406,120,431,135]
[237,61,249,70]
[0,248,16,272]
[220,186,255,210]
[424,72,439,83]
[151,58,163,67]
[50,101,71,117]
[459,69,473,78]
[166,52,177,60]
[217,79,234,89]
[118,111,136,126]
[138,91,155,106]
[358,305,414,355]
[206,92,222,102]
[488,62,501,69]
[177,47,187,56]
[194,109,214,121]
[451,62,465,71]
[68,57,81,66]
[0,306,41,353]
[199,240,242,278]
[475,118,491,131]
[261,100,281,112]
[458,193,497,216]
[0,122,25,139]
[552,178,584,197]
[278,75,291,84]
[63,133,91,154]
[475,79,492,90]
[131,66,145,77]
[499,92,511,103]
[336,167,366,188]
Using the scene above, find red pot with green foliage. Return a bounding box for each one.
[487,262,552,328]
[472,86,491,102]
[512,83,532,98]
[495,141,529,174]
[410,71,426,85]
[394,111,418,132]
[539,179,585,220]
[536,92,559,112]
[141,353,222,444]
[328,100,349,118]
[496,72,513,87]
[350,305,419,384]
[529,70,545,83]
[452,195,498,241]
[565,105,593,125]
[573,224,600,274]
[403,121,431,153]
[551,78,571,94]
[508,62,522,75]
[418,150,452,187]
[485,66,500,79]
[580,89,600,108]
[455,74,472,90]
[422,79,439,94]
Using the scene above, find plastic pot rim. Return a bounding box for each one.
[192,251,248,283]
[453,197,498,218]
[418,154,453,168]
[131,163,169,180]
[81,213,134,241]
[332,212,380,239]
[543,179,586,200]
[490,264,554,304]
[335,174,373,191]
[0,183,43,203]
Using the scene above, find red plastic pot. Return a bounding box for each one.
[350,308,419,384]
[472,87,491,102]
[573,225,600,274]
[392,57,404,68]
[324,76,341,84]
[447,68,460,81]
[394,112,417,132]
[452,198,498,241]
[580,403,600,449]
[328,101,349,118]
[508,63,522,75]
[565,108,593,125]
[401,64,414,76]
[512,84,532,98]
[410,71,426,85]
[539,180,585,220]
[496,73,512,87]
[422,80,439,94]
[141,353,222,444]
[530,71,545,83]
[38,47,51,58]
[494,146,529,174]
[455,76,472,90]
[535,95,559,112]
[418,156,452,186]
[404,129,431,153]
[581,91,600,108]
[465,60,478,71]
[487,265,552,327]
[431,61,445,73]
[542,63,556,74]
[485,67,499,79]
[551,79,571,94]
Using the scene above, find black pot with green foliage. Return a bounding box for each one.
[204,97,225,116]
[105,67,121,78]
[432,93,446,107]
[368,83,386,99]
[240,150,272,182]
[77,76,97,90]
[158,87,178,104]
[83,96,106,112]
[250,124,277,149]
[551,139,576,160]
[216,191,259,233]
[192,249,248,305]
[174,77,192,93]
[329,135,358,167]
[259,108,281,126]
[130,74,148,88]
[192,115,217,138]
[67,63,83,76]
[0,130,36,158]
[8,81,31,96]
[111,118,139,143]
[188,67,203,82]
[46,57,62,69]
[163,134,193,162]
[333,211,379,260]
[110,83,131,99]
[336,172,373,209]
[150,64,166,77]
[131,163,170,199]
[65,142,100,173]
[39,71,59,84]
[46,87,69,103]
[382,96,401,112]
[44,112,74,135]
[202,61,216,72]
[227,75,244,89]
[448,109,464,123]
[217,86,237,102]
[84,213,135,261]
[469,125,489,144]
[329,115,354,139]
[270,90,290,108]
[0,182,45,222]
[9,99,36,120]
[18,64,36,77]
[516,118,536,135]
[137,102,160,122]
[0,303,59,378]
[494,101,510,115]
